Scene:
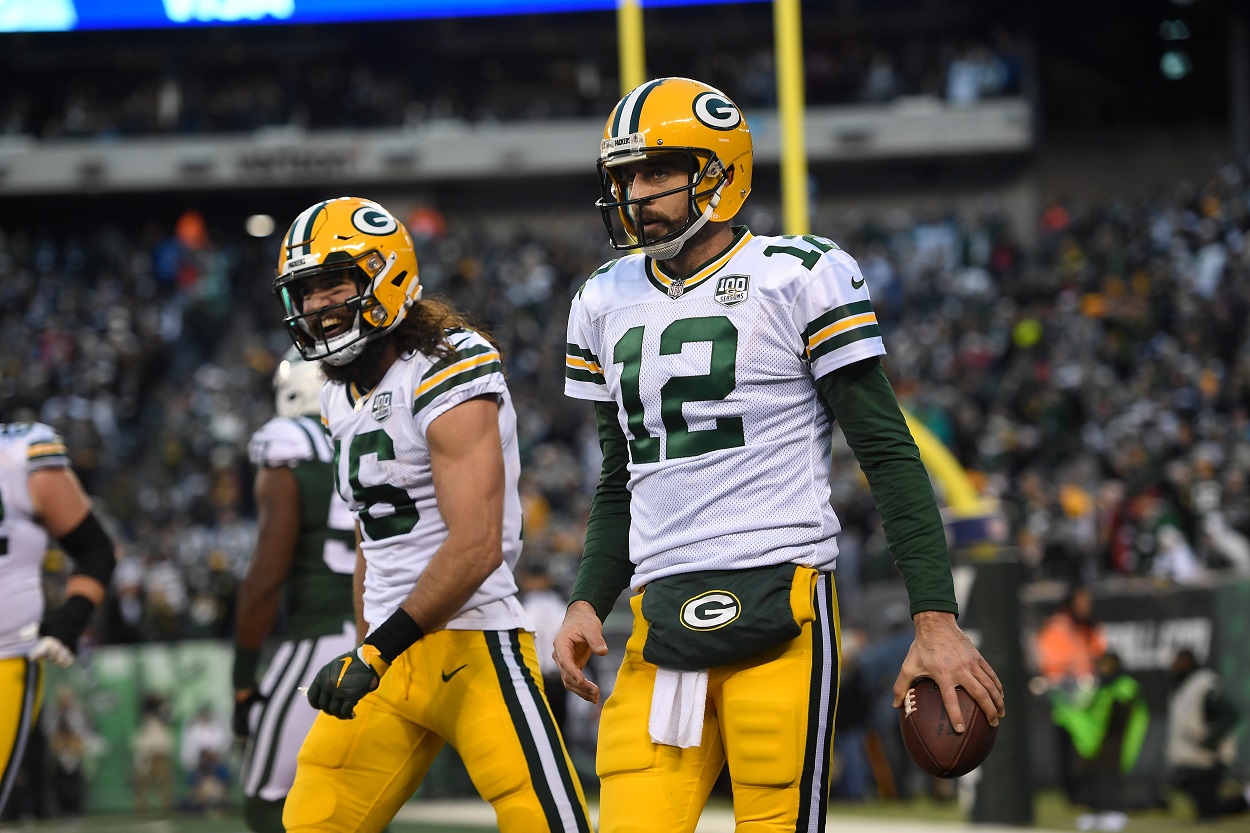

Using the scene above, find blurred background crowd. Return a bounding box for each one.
[0,22,1024,138]
[5,156,1250,646]
[1,0,1248,826]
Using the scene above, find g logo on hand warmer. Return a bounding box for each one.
[680,591,741,630]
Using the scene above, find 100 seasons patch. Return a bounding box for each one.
[714,274,749,307]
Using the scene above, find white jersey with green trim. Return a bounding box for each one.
[564,229,886,588]
[0,422,71,660]
[321,329,529,634]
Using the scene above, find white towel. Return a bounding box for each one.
[648,668,708,748]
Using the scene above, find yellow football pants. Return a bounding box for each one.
[283,628,591,833]
[597,572,840,833]
[0,656,44,816]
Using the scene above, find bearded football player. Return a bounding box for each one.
[553,77,1005,832]
[274,197,590,833]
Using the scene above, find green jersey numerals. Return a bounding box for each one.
[334,430,420,541]
[613,315,744,463]
[762,234,839,271]
[0,487,7,558]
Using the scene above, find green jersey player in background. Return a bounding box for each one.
[232,348,356,833]
[554,77,1006,833]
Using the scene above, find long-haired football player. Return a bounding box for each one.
[554,77,1005,832]
[273,197,590,833]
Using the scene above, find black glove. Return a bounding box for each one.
[233,688,267,740]
[306,645,390,719]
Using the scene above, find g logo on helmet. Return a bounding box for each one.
[692,92,742,131]
[351,206,398,236]
[680,591,741,631]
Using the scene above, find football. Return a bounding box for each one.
[898,677,997,778]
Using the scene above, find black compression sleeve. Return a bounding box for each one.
[58,512,116,588]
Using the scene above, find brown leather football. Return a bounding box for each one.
[898,676,997,778]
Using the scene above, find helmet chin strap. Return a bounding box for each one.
[641,180,725,261]
[320,315,370,366]
[321,289,423,367]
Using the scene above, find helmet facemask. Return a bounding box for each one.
[275,248,413,366]
[596,147,729,261]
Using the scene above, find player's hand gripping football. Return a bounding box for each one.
[306,644,390,719]
[553,601,609,705]
[891,611,1004,732]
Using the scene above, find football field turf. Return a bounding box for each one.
[13,792,1248,833]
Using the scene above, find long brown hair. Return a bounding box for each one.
[392,296,503,363]
[320,296,502,389]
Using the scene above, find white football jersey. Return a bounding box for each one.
[565,229,885,588]
[321,330,528,633]
[249,415,335,470]
[0,422,70,660]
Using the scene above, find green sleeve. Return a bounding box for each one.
[569,401,636,621]
[816,358,957,617]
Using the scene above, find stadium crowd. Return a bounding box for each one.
[0,31,1023,139]
[3,157,1249,649]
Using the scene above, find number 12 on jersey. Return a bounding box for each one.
[613,315,744,465]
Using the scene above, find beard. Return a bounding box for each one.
[321,334,391,390]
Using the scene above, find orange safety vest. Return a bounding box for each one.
[1036,613,1106,681]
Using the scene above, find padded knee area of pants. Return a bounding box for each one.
[724,700,800,786]
[596,693,655,776]
[282,776,338,830]
[460,716,529,803]
[493,797,565,833]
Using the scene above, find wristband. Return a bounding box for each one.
[40,595,96,650]
[233,646,261,690]
[362,608,425,663]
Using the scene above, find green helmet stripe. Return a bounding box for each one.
[296,201,328,257]
[613,78,664,138]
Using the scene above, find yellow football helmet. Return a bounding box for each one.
[597,77,752,259]
[273,197,421,365]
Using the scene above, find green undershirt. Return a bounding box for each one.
[569,356,958,621]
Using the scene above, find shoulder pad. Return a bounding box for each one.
[249,417,318,468]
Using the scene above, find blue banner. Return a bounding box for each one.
[1,0,760,32]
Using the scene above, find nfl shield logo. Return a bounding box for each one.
[371,392,392,422]
[714,275,749,307]
[668,279,685,299]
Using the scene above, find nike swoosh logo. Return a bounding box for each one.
[851,275,866,289]
[441,664,468,683]
[336,656,353,687]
